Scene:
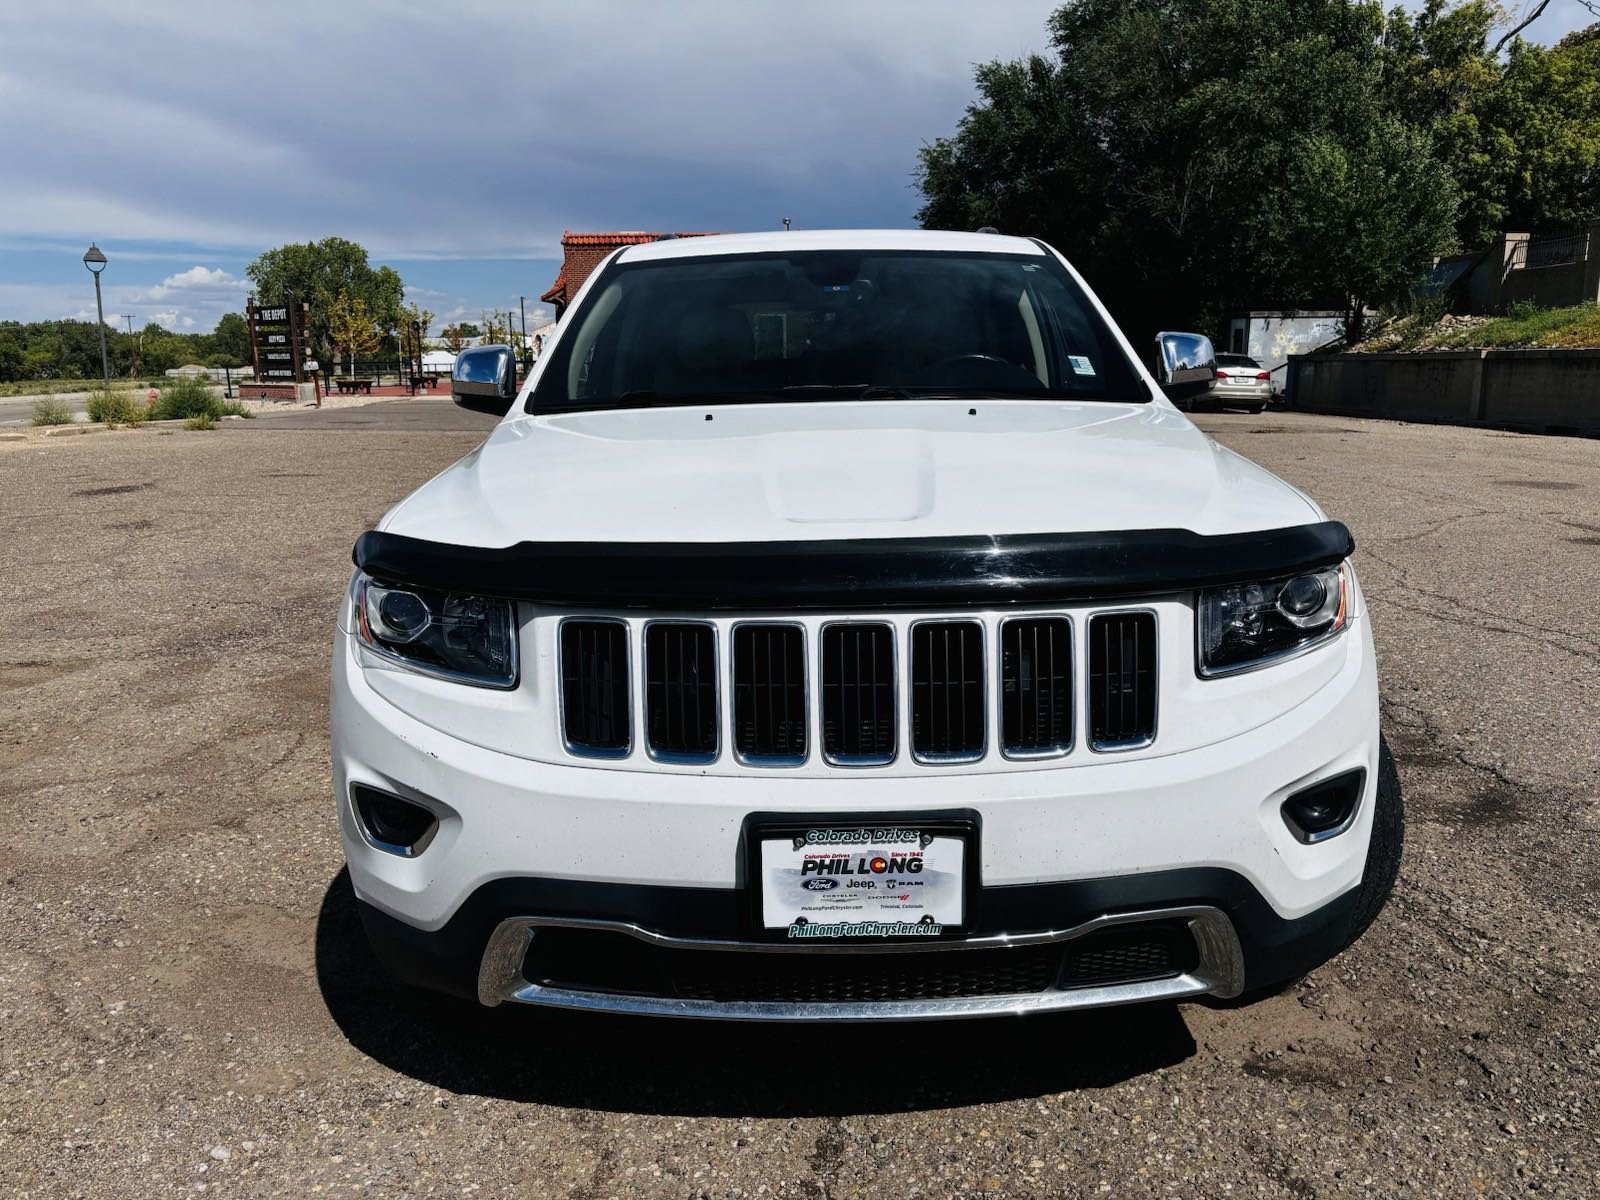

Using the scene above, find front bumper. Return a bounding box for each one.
[1209,384,1271,405]
[354,866,1362,1016]
[332,610,1378,1016]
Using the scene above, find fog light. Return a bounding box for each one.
[351,784,440,856]
[1282,769,1365,844]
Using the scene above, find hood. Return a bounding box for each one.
[380,400,1321,546]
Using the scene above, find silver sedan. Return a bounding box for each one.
[1209,353,1272,413]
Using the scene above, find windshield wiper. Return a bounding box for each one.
[907,386,1131,402]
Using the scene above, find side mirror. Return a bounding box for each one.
[452,344,517,416]
[1154,331,1217,408]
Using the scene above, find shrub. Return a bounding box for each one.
[149,377,217,421]
[86,390,148,426]
[1506,299,1540,322]
[29,397,72,426]
[184,412,217,431]
[149,378,254,421]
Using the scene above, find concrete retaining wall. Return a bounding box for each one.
[1287,349,1600,434]
[1499,259,1594,311]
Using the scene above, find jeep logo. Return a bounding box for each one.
[802,877,839,891]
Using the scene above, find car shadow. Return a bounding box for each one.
[315,870,1197,1117]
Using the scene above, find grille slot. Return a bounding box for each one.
[821,623,896,764]
[1000,617,1073,757]
[911,621,985,762]
[524,930,1064,1003]
[1088,611,1158,750]
[559,620,630,756]
[733,624,807,764]
[1059,925,1193,987]
[644,622,719,762]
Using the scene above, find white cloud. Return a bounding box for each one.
[148,309,180,327]
[147,265,246,299]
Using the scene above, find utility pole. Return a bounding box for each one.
[121,315,139,376]
[519,296,528,366]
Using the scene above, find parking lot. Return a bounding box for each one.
[2,402,1596,1198]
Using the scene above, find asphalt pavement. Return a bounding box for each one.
[1,400,1595,1197]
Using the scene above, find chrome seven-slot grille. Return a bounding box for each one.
[558,611,1157,766]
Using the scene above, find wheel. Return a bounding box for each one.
[1211,736,1403,1006]
[1247,404,1265,415]
[1342,736,1404,946]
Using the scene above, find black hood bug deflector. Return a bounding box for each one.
[352,521,1354,611]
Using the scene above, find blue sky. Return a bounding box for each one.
[1,0,1592,335]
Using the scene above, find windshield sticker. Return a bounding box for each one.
[1069,355,1096,375]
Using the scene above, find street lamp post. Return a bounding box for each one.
[519,295,528,369]
[82,243,110,388]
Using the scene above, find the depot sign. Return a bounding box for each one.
[247,297,310,383]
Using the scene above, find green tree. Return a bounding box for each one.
[396,300,436,363]
[0,325,24,382]
[914,0,1594,341]
[441,323,468,353]
[479,309,514,346]
[140,324,190,375]
[1270,119,1459,340]
[1470,32,1600,238]
[210,312,251,366]
[245,237,404,363]
[326,291,381,375]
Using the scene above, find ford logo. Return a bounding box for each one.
[802,877,839,891]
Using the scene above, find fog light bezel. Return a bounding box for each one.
[350,783,441,858]
[1281,768,1366,845]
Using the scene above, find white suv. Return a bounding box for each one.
[331,229,1400,1020]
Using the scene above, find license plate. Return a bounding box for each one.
[756,823,968,939]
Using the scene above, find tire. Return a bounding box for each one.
[1213,736,1403,1006]
[1343,735,1404,946]
[1247,404,1265,415]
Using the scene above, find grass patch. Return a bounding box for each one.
[29,397,73,426]
[183,412,217,431]
[1435,302,1600,349]
[86,389,151,426]
[0,376,203,398]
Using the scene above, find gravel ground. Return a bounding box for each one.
[1,402,1596,1198]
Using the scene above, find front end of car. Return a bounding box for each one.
[331,531,1380,1020]
[331,230,1393,1021]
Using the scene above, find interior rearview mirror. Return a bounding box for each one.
[1153,331,1217,407]
[452,345,517,416]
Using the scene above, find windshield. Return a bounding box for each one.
[529,249,1146,413]
[1216,354,1261,368]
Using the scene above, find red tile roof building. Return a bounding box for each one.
[540,231,714,314]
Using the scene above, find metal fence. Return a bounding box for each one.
[1508,233,1589,271]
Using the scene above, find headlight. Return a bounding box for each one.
[1197,563,1348,677]
[354,573,517,688]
